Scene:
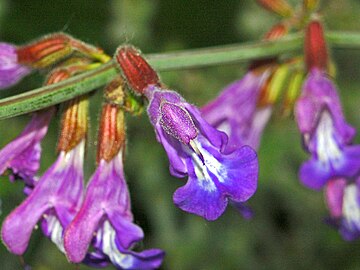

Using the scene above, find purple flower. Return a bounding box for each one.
[1,139,85,255]
[201,70,272,150]
[64,151,164,269]
[146,87,258,221]
[0,108,54,189]
[295,69,360,190]
[325,178,360,241]
[0,43,31,89]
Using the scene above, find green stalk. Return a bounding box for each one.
[0,31,359,120]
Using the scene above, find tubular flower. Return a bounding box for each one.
[325,178,360,241]
[64,82,164,269]
[0,62,91,192]
[115,46,258,221]
[202,23,288,151]
[295,21,360,190]
[1,96,88,255]
[0,108,54,190]
[0,43,31,89]
[295,69,360,190]
[201,66,273,151]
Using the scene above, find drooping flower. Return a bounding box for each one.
[295,21,360,190]
[0,108,54,189]
[115,46,258,221]
[201,23,288,151]
[325,178,360,241]
[1,96,88,255]
[0,43,31,89]
[64,96,164,269]
[0,64,85,192]
[201,67,273,151]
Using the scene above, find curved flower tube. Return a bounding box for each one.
[147,88,258,221]
[295,69,360,190]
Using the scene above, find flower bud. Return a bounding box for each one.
[256,0,293,17]
[115,46,161,95]
[17,33,109,69]
[264,23,288,41]
[258,64,289,106]
[305,20,328,71]
[282,69,304,115]
[303,0,319,12]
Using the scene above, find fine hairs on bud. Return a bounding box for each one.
[114,46,161,95]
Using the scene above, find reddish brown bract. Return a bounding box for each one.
[115,46,160,95]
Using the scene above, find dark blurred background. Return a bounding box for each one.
[0,0,360,269]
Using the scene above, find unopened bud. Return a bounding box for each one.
[160,102,198,145]
[264,23,288,41]
[303,0,319,12]
[115,46,161,95]
[256,0,293,17]
[282,70,304,115]
[305,20,328,71]
[258,64,289,106]
[17,33,109,69]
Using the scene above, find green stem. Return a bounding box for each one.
[0,31,359,120]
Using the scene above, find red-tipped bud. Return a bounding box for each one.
[264,23,288,41]
[17,34,71,68]
[46,69,71,85]
[115,46,161,95]
[256,0,293,17]
[17,33,109,68]
[305,20,328,71]
[97,104,125,163]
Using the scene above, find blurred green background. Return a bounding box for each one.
[0,0,360,269]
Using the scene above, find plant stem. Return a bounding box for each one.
[0,31,359,120]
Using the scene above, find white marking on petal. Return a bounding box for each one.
[100,221,133,269]
[188,139,226,191]
[343,185,360,231]
[45,215,65,253]
[316,112,342,164]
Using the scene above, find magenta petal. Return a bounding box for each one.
[0,109,54,184]
[0,43,31,89]
[1,190,49,254]
[325,178,346,218]
[1,141,84,255]
[64,205,103,262]
[64,153,142,263]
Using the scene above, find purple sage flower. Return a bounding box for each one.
[201,70,272,151]
[0,43,31,89]
[1,139,85,254]
[64,151,164,269]
[0,108,54,189]
[295,69,360,190]
[146,88,258,221]
[325,178,360,241]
